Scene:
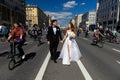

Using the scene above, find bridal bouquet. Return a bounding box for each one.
[69,32,76,40]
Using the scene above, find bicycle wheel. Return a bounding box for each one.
[116,38,119,44]
[8,59,15,70]
[98,40,104,48]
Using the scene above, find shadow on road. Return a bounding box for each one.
[0,51,9,57]
[24,52,36,61]
[55,51,60,60]
[9,52,36,70]
[37,42,45,46]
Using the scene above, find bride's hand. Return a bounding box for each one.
[48,41,50,45]
[60,40,63,43]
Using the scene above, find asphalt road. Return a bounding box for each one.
[77,34,120,80]
[0,36,49,80]
[43,32,120,80]
[0,32,120,80]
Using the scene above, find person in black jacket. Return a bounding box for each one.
[47,20,62,63]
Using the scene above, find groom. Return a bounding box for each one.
[47,20,62,63]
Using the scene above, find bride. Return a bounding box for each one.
[59,23,82,65]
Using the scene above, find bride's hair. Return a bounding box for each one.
[69,23,75,33]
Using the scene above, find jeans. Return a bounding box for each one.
[10,41,25,57]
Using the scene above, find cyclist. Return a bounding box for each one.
[105,28,112,39]
[37,28,42,45]
[112,29,118,40]
[32,24,38,40]
[93,27,104,42]
[7,22,26,59]
[85,26,89,38]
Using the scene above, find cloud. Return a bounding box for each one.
[45,11,73,26]
[63,1,78,10]
[45,11,72,19]
[80,2,86,5]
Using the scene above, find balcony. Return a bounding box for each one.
[0,0,5,4]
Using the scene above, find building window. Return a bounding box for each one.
[114,12,117,17]
[112,13,114,17]
[115,5,117,10]
[112,6,114,11]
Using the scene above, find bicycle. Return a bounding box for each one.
[91,36,105,48]
[8,41,23,70]
[0,34,6,42]
[115,36,120,44]
[37,35,42,46]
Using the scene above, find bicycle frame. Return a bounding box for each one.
[8,41,22,70]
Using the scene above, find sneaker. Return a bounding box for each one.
[22,55,25,59]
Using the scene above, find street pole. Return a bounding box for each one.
[10,8,13,26]
[117,0,120,30]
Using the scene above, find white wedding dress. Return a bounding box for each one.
[59,32,82,65]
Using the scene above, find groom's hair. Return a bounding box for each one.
[51,19,57,25]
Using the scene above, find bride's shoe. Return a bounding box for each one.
[63,63,70,66]
[70,58,72,62]
[69,57,71,61]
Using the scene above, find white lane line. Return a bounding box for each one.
[116,60,120,64]
[83,38,88,41]
[112,48,120,54]
[35,52,50,80]
[77,60,93,80]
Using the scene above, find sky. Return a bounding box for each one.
[26,0,97,26]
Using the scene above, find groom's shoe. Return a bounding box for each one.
[51,56,54,60]
[53,60,57,63]
[51,57,54,60]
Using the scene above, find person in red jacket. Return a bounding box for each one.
[8,22,25,59]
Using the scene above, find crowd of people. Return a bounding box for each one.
[76,26,120,45]
[28,24,42,41]
[1,20,120,66]
[5,22,43,60]
[0,21,44,62]
[0,24,10,40]
[93,27,119,43]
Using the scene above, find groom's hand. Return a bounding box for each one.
[48,41,50,45]
[60,40,63,43]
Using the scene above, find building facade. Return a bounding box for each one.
[75,14,83,27]
[71,14,83,30]
[81,10,96,29]
[26,5,49,28]
[0,0,26,25]
[77,14,83,27]
[70,19,75,26]
[97,0,120,30]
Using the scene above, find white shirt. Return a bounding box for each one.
[94,29,96,32]
[53,26,57,35]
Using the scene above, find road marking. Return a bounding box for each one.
[83,38,88,41]
[77,60,93,80]
[116,60,120,64]
[112,48,120,54]
[35,52,50,80]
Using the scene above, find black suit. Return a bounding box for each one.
[47,26,62,60]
